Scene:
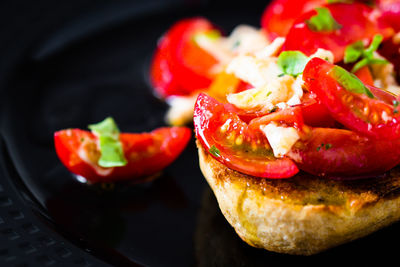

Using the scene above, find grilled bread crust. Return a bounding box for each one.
[197,142,400,255]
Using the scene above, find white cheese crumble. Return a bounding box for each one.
[226,75,297,113]
[255,37,286,59]
[226,55,281,87]
[196,25,270,67]
[165,94,198,126]
[259,122,300,158]
[309,48,335,63]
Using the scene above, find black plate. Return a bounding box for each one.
[1,1,400,266]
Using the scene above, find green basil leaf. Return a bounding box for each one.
[364,34,383,58]
[277,51,309,77]
[88,117,127,168]
[351,58,370,73]
[306,7,342,32]
[326,0,353,3]
[344,41,364,64]
[209,145,221,158]
[330,65,374,98]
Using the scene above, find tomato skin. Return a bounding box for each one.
[288,127,400,177]
[354,66,374,87]
[54,127,191,183]
[379,0,400,31]
[304,57,400,140]
[282,3,393,63]
[150,18,220,98]
[150,35,182,98]
[297,92,337,127]
[261,0,325,39]
[194,93,299,179]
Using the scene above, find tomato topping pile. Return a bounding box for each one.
[147,1,400,180]
[55,124,191,183]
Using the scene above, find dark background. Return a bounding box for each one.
[0,0,399,266]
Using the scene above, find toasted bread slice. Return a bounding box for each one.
[197,142,400,255]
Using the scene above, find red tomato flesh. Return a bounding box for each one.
[193,93,299,178]
[54,127,191,183]
[288,127,400,177]
[303,57,400,140]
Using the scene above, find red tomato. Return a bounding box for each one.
[150,18,220,98]
[288,127,400,177]
[193,93,299,178]
[282,3,393,62]
[261,0,325,39]
[297,92,337,127]
[54,127,191,183]
[354,66,374,86]
[303,57,400,140]
[150,34,182,98]
[379,0,400,31]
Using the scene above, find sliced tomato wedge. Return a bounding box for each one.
[261,0,325,39]
[150,18,220,98]
[193,93,299,178]
[303,57,400,139]
[54,127,191,183]
[282,3,393,62]
[288,127,400,177]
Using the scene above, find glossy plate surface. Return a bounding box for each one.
[1,1,400,266]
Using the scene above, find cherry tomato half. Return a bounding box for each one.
[193,93,299,178]
[303,57,400,140]
[54,127,191,183]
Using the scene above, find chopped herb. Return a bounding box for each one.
[277,51,309,77]
[80,138,85,142]
[305,7,342,32]
[209,145,221,158]
[266,91,272,96]
[270,106,278,113]
[393,100,399,107]
[394,109,399,114]
[344,41,364,64]
[325,143,332,150]
[88,117,127,168]
[344,34,388,73]
[330,65,374,98]
[232,40,241,49]
[278,73,285,77]
[317,143,332,151]
[326,0,353,3]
